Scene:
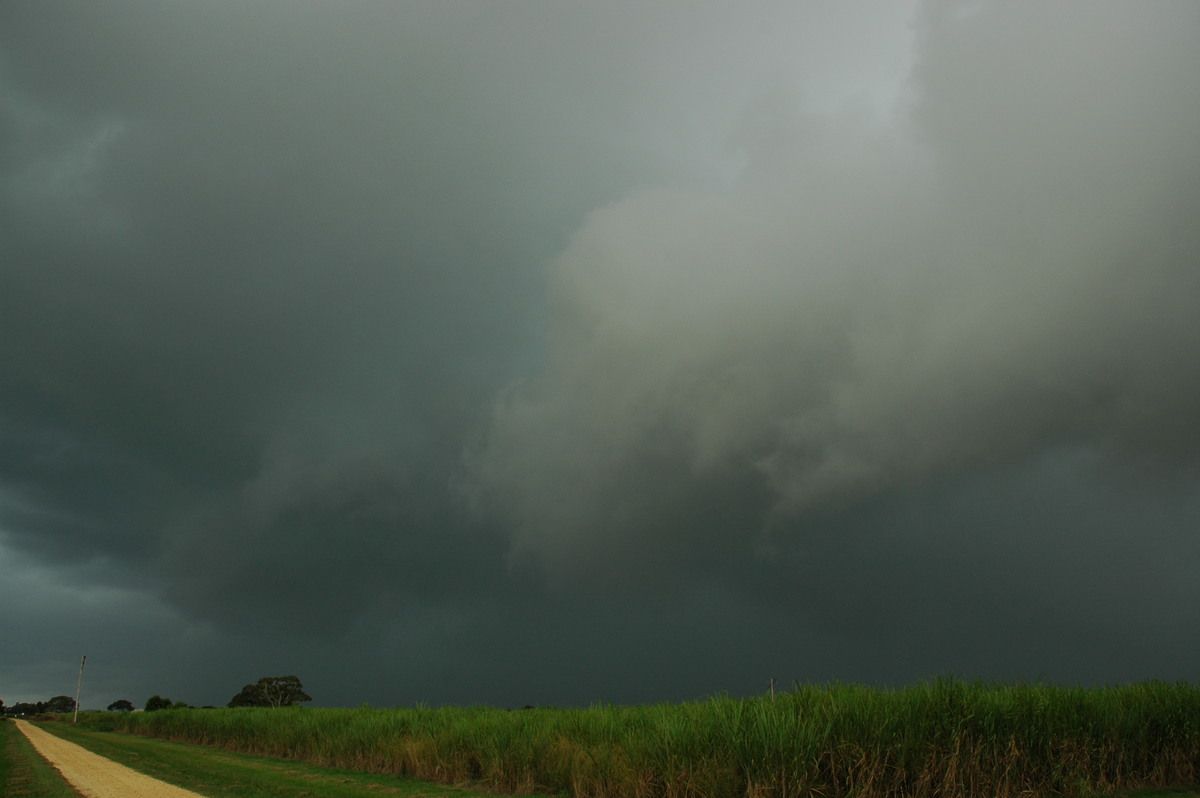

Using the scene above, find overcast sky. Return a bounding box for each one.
[2,0,1199,710]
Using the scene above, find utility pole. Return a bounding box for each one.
[73,655,87,724]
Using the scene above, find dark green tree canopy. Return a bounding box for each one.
[228,675,312,708]
[144,695,174,712]
[45,695,76,713]
[227,685,264,707]
[107,699,135,712]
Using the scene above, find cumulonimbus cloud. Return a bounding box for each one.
[469,0,1200,579]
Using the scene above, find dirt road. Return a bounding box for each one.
[13,719,206,798]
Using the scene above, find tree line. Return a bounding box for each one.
[0,695,78,716]
[1,675,311,716]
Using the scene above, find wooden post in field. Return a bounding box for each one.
[73,655,86,724]
[769,677,776,700]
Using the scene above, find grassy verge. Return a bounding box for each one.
[36,720,505,798]
[87,679,1200,798]
[1101,792,1200,798]
[0,719,82,797]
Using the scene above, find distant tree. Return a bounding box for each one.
[45,695,76,714]
[144,695,173,712]
[11,702,39,715]
[107,699,135,712]
[227,684,264,707]
[228,675,311,708]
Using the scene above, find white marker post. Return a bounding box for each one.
[73,655,86,724]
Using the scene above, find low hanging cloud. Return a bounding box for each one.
[3,0,1199,707]
[470,0,1200,580]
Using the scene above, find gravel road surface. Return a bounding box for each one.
[13,719,205,798]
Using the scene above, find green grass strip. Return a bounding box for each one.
[35,720,501,798]
[1104,792,1200,798]
[0,719,82,797]
[1099,792,1200,798]
[84,680,1200,798]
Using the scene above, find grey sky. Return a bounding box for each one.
[2,0,1198,710]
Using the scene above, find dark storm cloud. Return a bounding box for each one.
[471,0,1200,581]
[0,2,566,693]
[2,0,1199,709]
[3,0,813,704]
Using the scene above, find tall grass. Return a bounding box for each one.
[98,679,1200,797]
